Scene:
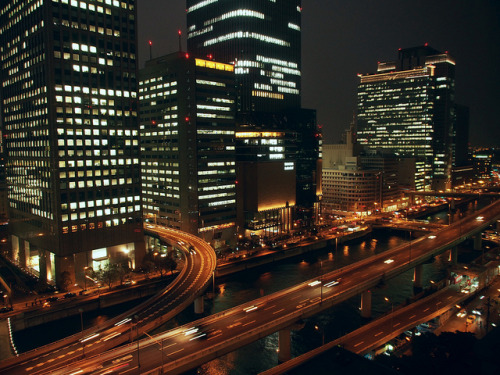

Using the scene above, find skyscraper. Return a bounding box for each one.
[139,53,237,249]
[357,46,456,191]
[0,0,144,287]
[186,0,302,113]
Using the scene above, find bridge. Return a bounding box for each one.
[260,285,474,374]
[40,198,500,375]
[404,190,500,199]
[0,227,216,375]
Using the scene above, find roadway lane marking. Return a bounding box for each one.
[243,320,256,327]
[208,332,222,341]
[374,331,383,337]
[409,315,416,319]
[290,295,302,300]
[436,301,442,305]
[264,305,276,310]
[228,322,242,329]
[167,348,184,356]
[121,365,139,374]
[162,343,177,350]
[273,308,285,315]
[393,323,400,327]
[423,308,429,312]
[299,299,309,304]
[353,341,364,347]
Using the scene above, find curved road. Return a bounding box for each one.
[46,199,500,375]
[0,225,216,375]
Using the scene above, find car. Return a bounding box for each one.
[0,306,13,313]
[46,296,59,303]
[456,309,467,318]
[64,292,76,299]
[466,315,476,324]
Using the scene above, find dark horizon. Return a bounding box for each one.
[137,0,500,148]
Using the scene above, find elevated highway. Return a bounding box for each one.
[46,199,500,375]
[0,226,216,375]
[405,190,500,199]
[260,285,471,374]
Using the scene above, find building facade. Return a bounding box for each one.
[0,0,144,287]
[235,127,296,239]
[186,1,321,233]
[357,46,456,191]
[139,53,237,249]
[186,0,302,113]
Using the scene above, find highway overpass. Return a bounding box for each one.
[0,226,216,375]
[43,199,500,375]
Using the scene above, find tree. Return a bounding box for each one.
[116,262,130,286]
[95,262,120,290]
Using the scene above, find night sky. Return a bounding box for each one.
[137,0,500,147]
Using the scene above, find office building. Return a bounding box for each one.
[186,0,321,234]
[0,0,144,287]
[139,53,237,249]
[235,124,296,238]
[186,0,302,113]
[322,130,403,213]
[357,45,456,191]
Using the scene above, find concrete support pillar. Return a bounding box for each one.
[278,328,291,363]
[413,264,423,289]
[474,235,482,251]
[11,235,20,264]
[448,247,458,265]
[17,239,28,268]
[74,251,89,288]
[194,296,204,314]
[360,290,372,319]
[134,240,146,271]
[497,220,500,233]
[54,255,75,290]
[38,248,47,283]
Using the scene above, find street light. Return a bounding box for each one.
[409,230,412,263]
[319,260,323,303]
[133,314,140,372]
[385,297,394,331]
[78,308,84,356]
[314,325,325,345]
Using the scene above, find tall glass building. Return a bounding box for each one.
[357,46,456,191]
[0,0,144,287]
[186,0,302,113]
[139,53,237,250]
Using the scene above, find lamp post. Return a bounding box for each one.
[409,230,412,263]
[83,267,88,291]
[314,325,325,345]
[134,315,140,372]
[384,297,394,331]
[78,308,84,356]
[320,260,323,303]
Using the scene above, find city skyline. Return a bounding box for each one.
[137,0,500,147]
